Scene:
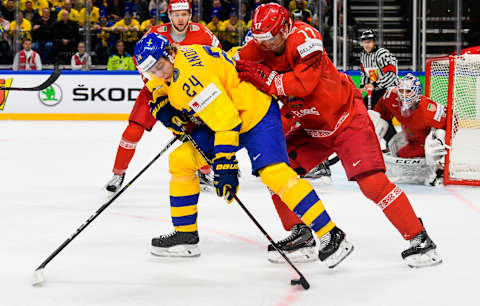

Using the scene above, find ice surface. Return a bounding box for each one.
[1,121,479,306]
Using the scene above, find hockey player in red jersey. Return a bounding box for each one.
[369,74,448,185]
[105,0,220,193]
[236,3,442,268]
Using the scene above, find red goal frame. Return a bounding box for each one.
[425,47,480,186]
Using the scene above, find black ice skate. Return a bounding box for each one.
[402,229,442,268]
[198,170,214,192]
[267,223,317,263]
[151,231,200,257]
[303,162,332,184]
[105,173,125,193]
[318,226,354,269]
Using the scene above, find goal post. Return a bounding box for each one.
[425,47,480,186]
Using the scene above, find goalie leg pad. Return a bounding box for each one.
[357,172,424,240]
[383,153,437,185]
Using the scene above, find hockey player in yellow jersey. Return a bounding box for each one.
[134,33,354,268]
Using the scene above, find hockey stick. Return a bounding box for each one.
[0,66,61,91]
[32,135,180,286]
[367,88,373,110]
[180,127,310,290]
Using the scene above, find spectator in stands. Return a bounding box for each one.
[140,9,162,33]
[127,0,148,21]
[2,0,15,22]
[0,11,11,64]
[9,11,32,51]
[111,11,139,54]
[223,10,246,50]
[107,0,125,21]
[93,10,115,64]
[191,0,206,26]
[52,10,80,63]
[32,7,54,64]
[57,0,80,23]
[78,1,100,28]
[291,0,312,24]
[107,40,134,70]
[23,1,36,22]
[13,38,42,70]
[239,1,251,23]
[211,0,226,21]
[71,41,91,70]
[22,0,49,12]
[207,8,225,43]
[50,0,64,14]
[288,0,307,12]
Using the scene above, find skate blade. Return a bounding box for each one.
[268,247,317,264]
[151,244,201,257]
[404,249,443,268]
[324,239,354,269]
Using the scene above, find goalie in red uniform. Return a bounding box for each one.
[369,74,447,185]
[236,3,442,268]
[105,0,220,193]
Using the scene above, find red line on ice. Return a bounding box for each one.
[445,186,480,213]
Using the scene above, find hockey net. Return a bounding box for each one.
[425,48,480,185]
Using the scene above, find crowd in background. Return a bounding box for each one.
[0,0,339,70]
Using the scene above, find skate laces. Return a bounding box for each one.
[409,232,425,248]
[110,174,124,185]
[160,231,177,240]
[278,224,303,244]
[319,231,332,249]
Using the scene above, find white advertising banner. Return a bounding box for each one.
[0,71,144,120]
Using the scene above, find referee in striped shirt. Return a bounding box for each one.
[359,29,398,141]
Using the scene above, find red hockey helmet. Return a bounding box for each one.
[168,0,191,12]
[251,3,290,41]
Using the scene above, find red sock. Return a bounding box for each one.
[113,123,145,175]
[271,193,303,231]
[357,172,423,240]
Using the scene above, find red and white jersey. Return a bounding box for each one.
[374,87,447,144]
[239,21,357,138]
[136,22,221,84]
[147,23,220,48]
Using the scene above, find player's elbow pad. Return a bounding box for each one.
[368,110,388,140]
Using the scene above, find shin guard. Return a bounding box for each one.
[260,163,335,238]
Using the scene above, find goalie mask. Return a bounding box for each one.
[397,73,422,117]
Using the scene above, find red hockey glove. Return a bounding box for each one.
[236,60,285,96]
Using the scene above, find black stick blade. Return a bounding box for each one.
[291,277,310,290]
[0,67,61,91]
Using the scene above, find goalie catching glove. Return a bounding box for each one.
[424,128,447,165]
[149,95,191,135]
[236,60,284,96]
[213,155,239,203]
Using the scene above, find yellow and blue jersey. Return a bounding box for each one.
[166,44,271,158]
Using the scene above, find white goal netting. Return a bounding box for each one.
[427,53,480,183]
